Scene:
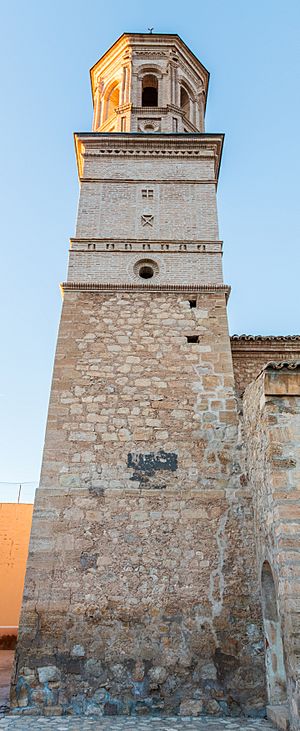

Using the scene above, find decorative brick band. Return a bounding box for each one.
[78,178,218,185]
[70,238,223,245]
[61,281,231,299]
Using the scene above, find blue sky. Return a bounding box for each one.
[0,0,299,492]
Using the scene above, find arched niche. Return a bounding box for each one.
[104,83,120,122]
[261,560,287,704]
[142,75,158,107]
[180,80,197,125]
[180,86,190,118]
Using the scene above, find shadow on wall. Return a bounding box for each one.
[261,560,287,705]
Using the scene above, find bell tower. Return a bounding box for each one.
[12,33,266,718]
[70,34,222,293]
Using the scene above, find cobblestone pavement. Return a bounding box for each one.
[0,717,275,731]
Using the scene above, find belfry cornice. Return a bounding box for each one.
[74,132,224,181]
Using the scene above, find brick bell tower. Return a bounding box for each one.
[12,34,266,717]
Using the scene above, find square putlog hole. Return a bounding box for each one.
[186,335,199,344]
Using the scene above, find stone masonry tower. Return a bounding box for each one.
[12,34,267,717]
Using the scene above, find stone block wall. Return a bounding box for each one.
[11,290,266,717]
[243,365,300,730]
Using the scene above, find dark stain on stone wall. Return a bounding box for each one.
[127,450,178,483]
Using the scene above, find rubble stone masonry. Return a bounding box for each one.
[12,290,266,716]
[243,365,300,730]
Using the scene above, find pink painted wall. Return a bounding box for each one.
[0,503,33,636]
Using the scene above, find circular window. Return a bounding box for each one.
[133,259,159,281]
[139,265,154,279]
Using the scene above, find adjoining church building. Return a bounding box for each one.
[11,33,300,728]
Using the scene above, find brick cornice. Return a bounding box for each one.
[76,178,217,185]
[231,335,300,342]
[74,132,224,181]
[61,281,230,301]
[231,334,300,355]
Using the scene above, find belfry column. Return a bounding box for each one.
[121,66,126,105]
[125,59,131,104]
[92,80,102,131]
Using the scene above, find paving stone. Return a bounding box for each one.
[0,716,275,731]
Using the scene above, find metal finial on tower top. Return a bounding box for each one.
[148,27,154,33]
